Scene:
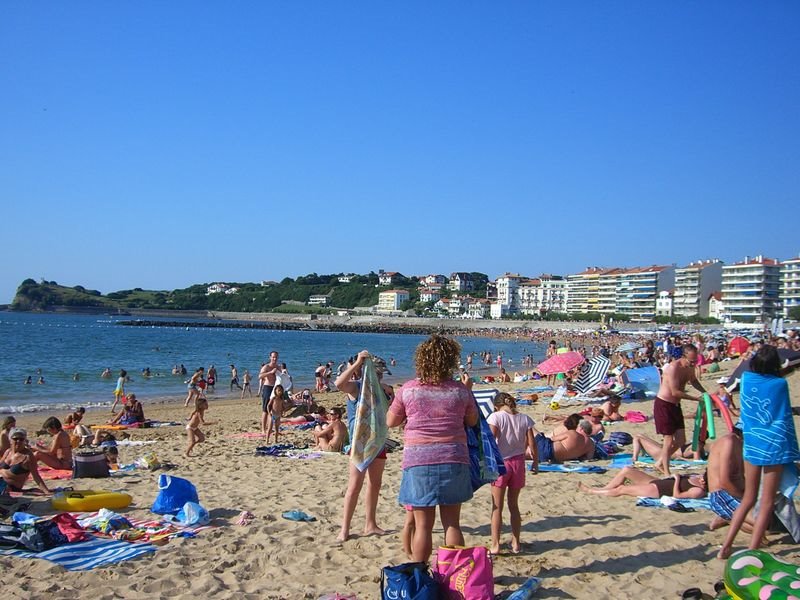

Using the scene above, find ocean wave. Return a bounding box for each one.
[0,400,111,414]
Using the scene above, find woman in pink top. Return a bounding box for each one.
[387,334,479,563]
[486,392,537,555]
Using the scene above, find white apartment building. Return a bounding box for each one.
[518,276,568,315]
[378,289,409,312]
[781,257,800,318]
[615,265,675,322]
[495,273,523,311]
[598,268,623,314]
[721,256,781,323]
[673,259,723,318]
[566,267,604,314]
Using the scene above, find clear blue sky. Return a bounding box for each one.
[1,2,798,303]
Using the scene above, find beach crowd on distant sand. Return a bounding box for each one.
[3,325,800,598]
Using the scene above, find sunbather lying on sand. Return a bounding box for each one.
[533,414,595,463]
[579,466,707,499]
[632,433,700,463]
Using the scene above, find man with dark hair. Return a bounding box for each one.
[653,343,707,475]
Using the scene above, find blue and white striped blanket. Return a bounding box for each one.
[0,535,156,570]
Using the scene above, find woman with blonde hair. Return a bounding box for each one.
[487,392,537,554]
[387,334,479,563]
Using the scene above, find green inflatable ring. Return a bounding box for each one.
[724,549,800,599]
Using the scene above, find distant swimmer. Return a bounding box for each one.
[37,377,45,385]
[73,373,80,381]
[24,376,32,385]
[101,367,112,378]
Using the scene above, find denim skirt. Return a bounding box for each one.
[398,463,473,507]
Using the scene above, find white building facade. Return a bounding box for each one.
[673,259,723,318]
[721,256,781,323]
[781,257,800,318]
[378,289,409,311]
[615,266,675,322]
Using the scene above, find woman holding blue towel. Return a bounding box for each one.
[718,345,800,559]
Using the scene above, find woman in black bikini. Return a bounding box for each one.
[0,429,50,494]
[579,466,707,499]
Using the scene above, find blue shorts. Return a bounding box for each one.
[261,385,274,412]
[535,433,554,463]
[398,463,473,507]
[709,490,741,521]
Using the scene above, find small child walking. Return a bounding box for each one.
[265,384,286,443]
[186,396,208,457]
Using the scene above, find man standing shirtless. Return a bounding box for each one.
[654,343,706,475]
[258,351,280,436]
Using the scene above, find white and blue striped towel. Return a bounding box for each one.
[0,536,156,570]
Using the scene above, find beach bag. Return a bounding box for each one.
[173,501,210,526]
[433,546,493,600]
[151,475,198,515]
[381,561,440,600]
[467,396,506,492]
[20,518,69,552]
[593,441,610,460]
[609,432,633,446]
[72,451,109,478]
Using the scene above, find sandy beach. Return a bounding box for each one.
[3,362,800,600]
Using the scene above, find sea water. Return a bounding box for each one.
[0,312,545,413]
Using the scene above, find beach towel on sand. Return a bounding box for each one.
[350,358,389,472]
[530,463,607,474]
[0,535,156,570]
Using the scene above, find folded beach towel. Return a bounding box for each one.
[38,467,74,481]
[255,444,299,457]
[609,453,707,470]
[0,535,156,570]
[531,463,607,474]
[635,496,711,511]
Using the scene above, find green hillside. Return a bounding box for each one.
[10,273,449,313]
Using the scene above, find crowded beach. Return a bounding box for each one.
[2,327,800,599]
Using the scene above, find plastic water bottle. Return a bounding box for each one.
[506,576,542,600]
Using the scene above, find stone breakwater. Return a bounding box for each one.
[118,318,510,337]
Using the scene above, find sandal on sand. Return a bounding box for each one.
[668,503,695,513]
[681,588,703,600]
[282,510,316,522]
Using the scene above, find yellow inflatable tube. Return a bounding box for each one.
[52,490,133,512]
